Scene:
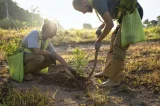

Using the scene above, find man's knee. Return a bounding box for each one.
[113,54,126,61]
[113,44,126,61]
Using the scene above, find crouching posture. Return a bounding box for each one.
[22,19,76,80]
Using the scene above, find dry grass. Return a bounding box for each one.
[124,41,160,93]
[0,85,51,106]
[0,26,160,105]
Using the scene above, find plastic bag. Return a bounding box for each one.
[121,9,146,47]
[7,52,24,82]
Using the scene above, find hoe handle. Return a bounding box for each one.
[87,50,98,80]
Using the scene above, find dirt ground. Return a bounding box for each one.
[1,41,160,106]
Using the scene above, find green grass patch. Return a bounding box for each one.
[0,85,51,106]
[144,26,160,40]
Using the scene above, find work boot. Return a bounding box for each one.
[99,79,120,87]
[95,53,112,78]
[94,71,108,78]
[98,59,124,87]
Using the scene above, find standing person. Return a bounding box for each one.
[22,19,77,80]
[72,0,143,87]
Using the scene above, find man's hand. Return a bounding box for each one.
[96,27,101,37]
[51,53,56,65]
[95,28,102,51]
[68,67,87,89]
[95,41,101,51]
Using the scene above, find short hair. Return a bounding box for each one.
[72,0,82,9]
[42,19,57,32]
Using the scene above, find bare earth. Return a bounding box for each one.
[3,41,160,106]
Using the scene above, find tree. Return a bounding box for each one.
[143,19,149,25]
[4,0,9,18]
[83,23,93,29]
[55,20,65,31]
[0,0,44,29]
[143,19,153,27]
[150,20,158,26]
[143,19,150,27]
[30,6,39,22]
[0,0,43,23]
[157,16,160,26]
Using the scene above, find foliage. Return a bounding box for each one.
[0,18,42,29]
[157,15,160,25]
[0,38,21,58]
[117,0,137,16]
[69,48,89,76]
[0,85,50,106]
[143,19,159,27]
[143,19,149,25]
[0,26,160,106]
[0,0,43,24]
[52,29,100,45]
[0,26,159,59]
[144,26,160,39]
[0,0,43,29]
[0,26,159,58]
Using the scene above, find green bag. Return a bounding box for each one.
[7,52,24,82]
[121,9,146,47]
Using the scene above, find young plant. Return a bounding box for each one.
[70,47,89,76]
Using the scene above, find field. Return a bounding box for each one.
[0,26,160,106]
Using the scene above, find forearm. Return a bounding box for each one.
[97,11,114,42]
[53,52,70,69]
[97,24,113,42]
[53,52,78,77]
[98,22,105,29]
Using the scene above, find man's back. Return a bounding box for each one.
[92,0,119,19]
[92,0,143,20]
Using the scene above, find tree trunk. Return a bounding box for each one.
[5,0,9,18]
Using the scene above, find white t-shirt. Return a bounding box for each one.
[21,30,56,53]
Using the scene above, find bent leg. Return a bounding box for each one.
[24,54,45,73]
[99,27,129,87]
[95,27,117,78]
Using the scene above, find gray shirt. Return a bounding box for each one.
[22,30,56,53]
[92,0,142,20]
[92,0,119,19]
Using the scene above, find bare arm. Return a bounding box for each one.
[34,48,72,70]
[34,46,77,76]
[98,22,105,29]
[34,47,70,69]
[52,51,70,69]
[97,12,114,42]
